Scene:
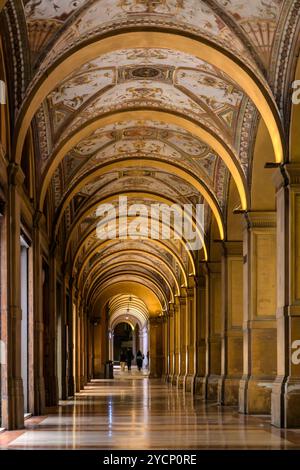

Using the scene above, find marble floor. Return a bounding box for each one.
[1,374,300,450]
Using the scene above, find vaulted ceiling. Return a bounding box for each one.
[3,0,298,313]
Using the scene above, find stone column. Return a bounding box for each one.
[161,315,168,379]
[31,211,45,413]
[108,328,113,361]
[195,267,209,398]
[185,286,197,392]
[80,307,85,389]
[207,262,222,401]
[272,164,300,427]
[67,280,75,397]
[172,299,180,385]
[46,250,59,405]
[239,212,277,414]
[142,324,148,368]
[168,304,175,382]
[1,163,24,429]
[177,295,187,389]
[218,242,243,405]
[149,317,163,378]
[75,295,81,393]
[60,278,68,400]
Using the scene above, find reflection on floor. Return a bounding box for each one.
[1,378,300,450]
[114,365,150,379]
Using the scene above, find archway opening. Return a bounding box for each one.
[113,322,133,364]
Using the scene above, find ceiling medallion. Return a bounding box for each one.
[131,67,161,79]
[119,65,172,82]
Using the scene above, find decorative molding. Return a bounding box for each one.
[245,211,277,229]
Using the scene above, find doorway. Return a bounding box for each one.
[113,322,133,364]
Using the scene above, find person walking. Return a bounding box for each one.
[126,348,134,372]
[120,349,126,372]
[136,350,144,372]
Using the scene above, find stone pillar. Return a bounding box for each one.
[185,286,197,392]
[272,164,300,427]
[80,308,85,389]
[67,280,75,397]
[75,296,81,393]
[162,315,168,379]
[177,295,187,389]
[142,324,148,367]
[149,317,163,378]
[239,212,277,414]
[207,262,222,401]
[168,304,175,382]
[218,242,243,405]
[60,278,68,400]
[172,299,180,385]
[108,328,113,361]
[195,267,209,398]
[1,163,24,429]
[45,251,59,405]
[31,211,45,413]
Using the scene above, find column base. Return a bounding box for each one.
[2,377,24,430]
[218,376,241,406]
[272,377,300,428]
[239,376,273,414]
[177,374,186,389]
[171,374,179,386]
[185,374,195,393]
[194,376,207,399]
[166,374,173,383]
[207,375,220,401]
[33,376,45,415]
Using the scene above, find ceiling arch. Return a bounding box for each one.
[64,190,207,262]
[82,257,181,299]
[87,271,170,309]
[42,110,248,218]
[70,214,198,279]
[50,155,225,240]
[94,281,163,318]
[76,238,189,290]
[108,294,149,330]
[14,30,284,167]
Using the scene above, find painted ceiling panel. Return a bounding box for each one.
[26,0,250,66]
[215,0,287,66]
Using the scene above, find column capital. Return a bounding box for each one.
[244,211,276,229]
[168,303,175,317]
[177,295,187,306]
[221,241,243,256]
[149,316,163,325]
[207,261,221,274]
[33,210,43,229]
[273,163,300,190]
[7,162,25,187]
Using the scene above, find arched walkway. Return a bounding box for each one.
[0,0,300,447]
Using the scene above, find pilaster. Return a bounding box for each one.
[272,164,300,427]
[218,242,243,406]
[206,262,222,401]
[239,211,277,415]
[31,210,45,413]
[1,163,24,429]
[195,266,209,399]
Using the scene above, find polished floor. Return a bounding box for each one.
[1,371,300,450]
